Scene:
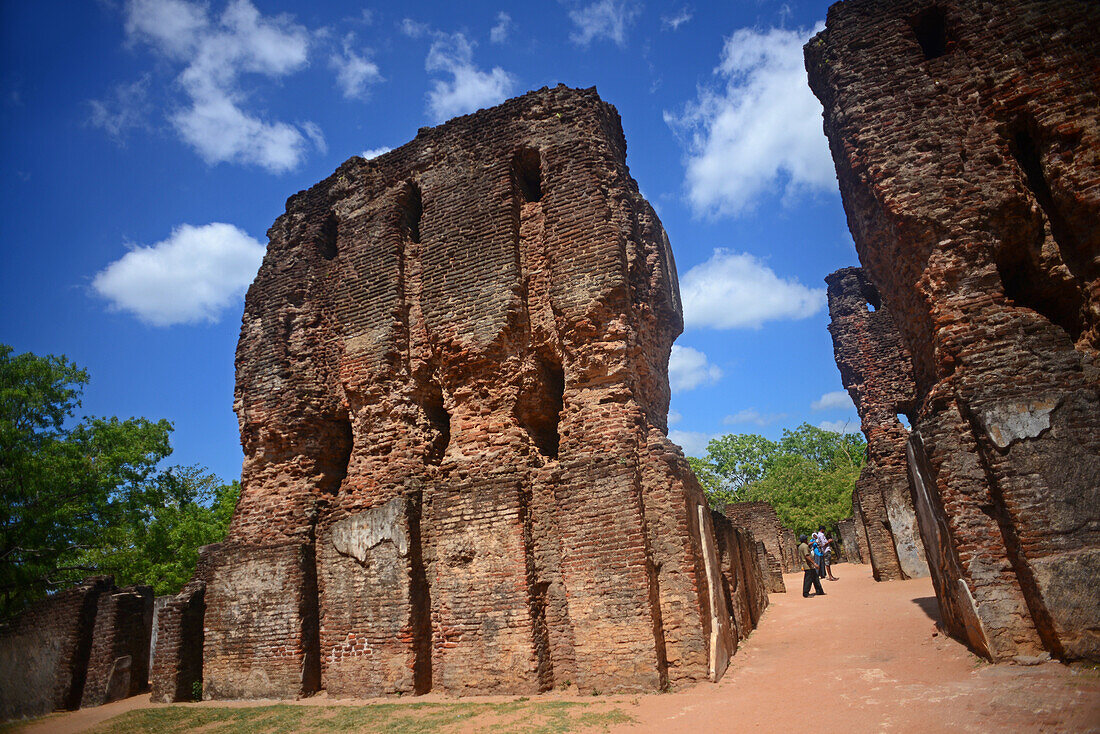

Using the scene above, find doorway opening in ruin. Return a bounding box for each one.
[911,7,950,60]
[400,181,423,244]
[419,380,450,465]
[515,356,565,460]
[318,212,339,260]
[513,147,543,203]
[997,122,1085,340]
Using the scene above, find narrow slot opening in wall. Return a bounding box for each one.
[401,181,423,244]
[406,488,432,694]
[420,380,450,465]
[998,121,1085,340]
[318,212,339,260]
[897,413,912,431]
[319,416,354,494]
[513,148,543,203]
[515,357,564,459]
[911,7,949,60]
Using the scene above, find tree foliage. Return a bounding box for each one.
[690,422,865,537]
[0,345,237,617]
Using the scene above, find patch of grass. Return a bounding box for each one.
[84,699,634,734]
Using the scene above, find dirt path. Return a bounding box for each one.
[610,564,1099,733]
[19,564,1099,734]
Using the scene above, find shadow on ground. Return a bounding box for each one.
[912,595,941,623]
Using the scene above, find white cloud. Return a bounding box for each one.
[664,23,834,217]
[87,76,151,141]
[360,146,392,159]
[330,34,383,100]
[668,430,714,457]
[668,345,723,393]
[661,8,693,31]
[569,0,640,47]
[400,18,429,38]
[490,12,512,43]
[680,248,825,329]
[818,419,859,434]
[425,32,516,122]
[668,410,682,426]
[812,390,853,411]
[123,0,321,173]
[723,408,786,426]
[92,223,265,326]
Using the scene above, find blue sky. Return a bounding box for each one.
[0,0,861,483]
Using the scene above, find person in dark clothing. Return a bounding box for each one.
[798,533,826,597]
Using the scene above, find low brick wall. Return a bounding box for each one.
[0,577,112,720]
[150,582,205,703]
[80,586,153,708]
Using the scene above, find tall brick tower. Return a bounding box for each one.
[203,85,739,698]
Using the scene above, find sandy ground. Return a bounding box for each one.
[21,563,1100,734]
[608,564,1100,733]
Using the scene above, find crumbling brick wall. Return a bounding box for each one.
[807,0,1100,662]
[826,267,929,581]
[80,586,153,708]
[209,85,748,697]
[149,582,205,703]
[0,577,111,720]
[723,501,793,592]
[837,518,865,564]
[712,512,769,644]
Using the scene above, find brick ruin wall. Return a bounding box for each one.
[807,0,1100,662]
[826,267,929,581]
[712,512,769,644]
[205,85,765,698]
[723,501,795,591]
[0,577,111,720]
[149,582,205,703]
[837,518,865,564]
[0,578,157,720]
[80,586,153,708]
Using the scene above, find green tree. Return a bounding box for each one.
[688,423,865,529]
[76,466,239,595]
[0,345,236,616]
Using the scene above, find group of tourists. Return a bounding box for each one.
[798,525,838,597]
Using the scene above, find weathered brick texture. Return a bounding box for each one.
[80,586,153,708]
[837,518,865,564]
[0,577,111,720]
[826,267,929,581]
[807,0,1100,662]
[723,501,795,592]
[149,582,205,703]
[712,512,769,645]
[208,85,759,697]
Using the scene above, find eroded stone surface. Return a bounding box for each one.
[723,502,794,592]
[205,85,759,697]
[825,267,929,582]
[808,0,1100,662]
[0,578,112,720]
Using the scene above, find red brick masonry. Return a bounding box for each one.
[205,85,769,698]
[807,0,1099,662]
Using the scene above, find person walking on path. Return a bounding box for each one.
[798,534,826,597]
